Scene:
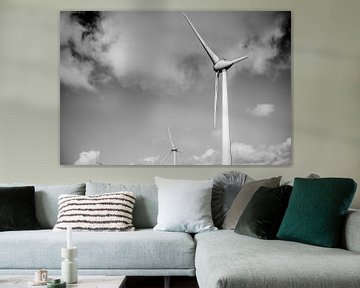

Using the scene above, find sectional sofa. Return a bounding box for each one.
[0,180,360,288]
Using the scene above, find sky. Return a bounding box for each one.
[60,11,291,165]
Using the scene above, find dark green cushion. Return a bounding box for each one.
[0,186,41,231]
[235,185,292,239]
[277,178,357,247]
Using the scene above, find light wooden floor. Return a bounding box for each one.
[126,276,199,288]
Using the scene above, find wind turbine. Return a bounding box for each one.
[163,126,188,165]
[164,126,179,165]
[183,12,249,165]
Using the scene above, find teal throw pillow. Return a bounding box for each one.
[277,178,357,247]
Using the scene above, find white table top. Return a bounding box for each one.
[0,275,126,288]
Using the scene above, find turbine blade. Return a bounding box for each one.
[163,150,173,163]
[183,12,220,65]
[214,72,219,128]
[167,125,174,146]
[230,55,249,65]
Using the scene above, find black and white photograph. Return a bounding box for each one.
[60,11,291,166]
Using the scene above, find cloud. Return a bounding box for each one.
[130,155,161,165]
[60,12,101,91]
[60,12,197,96]
[60,48,96,91]
[246,104,275,117]
[227,12,291,76]
[131,137,291,165]
[231,137,291,165]
[60,12,126,92]
[74,150,101,165]
[60,11,290,95]
[183,148,220,165]
[181,137,291,165]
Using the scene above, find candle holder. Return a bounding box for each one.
[61,247,78,284]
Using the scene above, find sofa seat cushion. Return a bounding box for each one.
[195,230,360,288]
[0,229,195,270]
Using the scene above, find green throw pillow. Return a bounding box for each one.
[277,178,357,247]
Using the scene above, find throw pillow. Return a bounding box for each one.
[212,171,251,228]
[53,192,136,231]
[0,186,41,231]
[235,185,293,239]
[277,178,357,248]
[153,177,217,233]
[222,176,281,230]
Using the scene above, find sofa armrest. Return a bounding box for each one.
[342,209,360,253]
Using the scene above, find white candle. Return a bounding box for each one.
[67,225,72,249]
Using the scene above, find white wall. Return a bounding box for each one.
[0,0,359,208]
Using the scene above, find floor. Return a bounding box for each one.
[126,276,199,288]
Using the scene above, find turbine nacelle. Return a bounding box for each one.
[213,59,233,71]
[213,56,249,72]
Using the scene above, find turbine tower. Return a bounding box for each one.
[183,12,248,165]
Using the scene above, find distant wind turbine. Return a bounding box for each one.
[163,126,187,165]
[183,12,249,165]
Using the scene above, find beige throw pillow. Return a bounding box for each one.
[222,176,281,230]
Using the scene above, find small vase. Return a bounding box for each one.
[61,247,78,284]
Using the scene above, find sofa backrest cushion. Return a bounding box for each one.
[86,181,158,229]
[0,183,86,229]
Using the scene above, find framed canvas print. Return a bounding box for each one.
[60,11,291,166]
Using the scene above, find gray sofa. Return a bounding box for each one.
[0,181,360,288]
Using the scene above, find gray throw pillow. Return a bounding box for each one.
[153,177,217,233]
[0,183,85,228]
[212,171,251,228]
[222,177,281,230]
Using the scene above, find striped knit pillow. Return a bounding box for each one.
[53,192,136,231]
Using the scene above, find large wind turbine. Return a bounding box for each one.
[183,13,248,165]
